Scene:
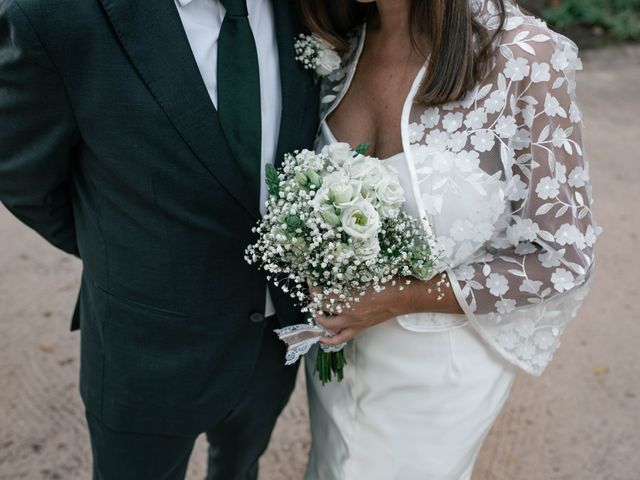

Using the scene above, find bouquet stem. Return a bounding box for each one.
[315,349,347,384]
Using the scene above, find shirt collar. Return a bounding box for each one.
[177,0,195,6]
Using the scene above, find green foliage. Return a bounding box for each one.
[543,0,640,41]
[316,349,346,385]
[355,142,371,155]
[285,214,303,232]
[265,163,280,197]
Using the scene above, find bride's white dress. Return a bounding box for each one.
[305,1,599,478]
[305,123,516,480]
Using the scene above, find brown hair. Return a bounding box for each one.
[296,0,506,106]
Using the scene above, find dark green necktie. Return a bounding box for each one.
[217,0,262,197]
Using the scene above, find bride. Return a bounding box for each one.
[297,0,598,478]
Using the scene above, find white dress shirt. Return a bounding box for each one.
[175,0,280,317]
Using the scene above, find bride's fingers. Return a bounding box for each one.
[312,311,326,325]
[315,314,348,333]
[320,327,355,346]
[308,285,322,297]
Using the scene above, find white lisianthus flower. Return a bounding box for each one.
[341,200,381,240]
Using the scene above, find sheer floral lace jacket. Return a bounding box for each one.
[319,0,600,375]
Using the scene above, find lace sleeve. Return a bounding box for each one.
[448,30,599,373]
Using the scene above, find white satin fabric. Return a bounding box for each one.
[305,322,515,480]
[319,121,469,333]
[305,124,515,480]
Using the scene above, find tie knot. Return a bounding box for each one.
[220,0,248,17]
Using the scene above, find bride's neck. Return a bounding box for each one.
[368,0,418,55]
[372,0,411,36]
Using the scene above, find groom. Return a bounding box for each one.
[0,0,318,478]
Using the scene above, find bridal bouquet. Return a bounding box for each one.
[245,143,435,383]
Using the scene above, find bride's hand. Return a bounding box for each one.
[311,272,464,345]
[312,281,414,346]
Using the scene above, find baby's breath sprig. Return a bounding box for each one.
[294,33,341,80]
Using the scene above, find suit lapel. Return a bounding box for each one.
[272,0,315,167]
[98,0,259,218]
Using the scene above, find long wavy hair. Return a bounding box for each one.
[296,0,507,106]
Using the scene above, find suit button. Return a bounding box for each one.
[249,312,265,323]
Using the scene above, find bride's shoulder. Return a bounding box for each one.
[481,1,582,81]
[317,24,364,110]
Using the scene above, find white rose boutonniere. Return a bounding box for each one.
[294,33,341,79]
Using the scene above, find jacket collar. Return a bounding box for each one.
[97,0,313,218]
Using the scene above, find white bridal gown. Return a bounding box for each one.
[305,123,517,480]
[305,1,598,478]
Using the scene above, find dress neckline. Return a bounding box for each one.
[320,121,406,164]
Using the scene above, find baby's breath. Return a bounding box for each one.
[245,145,438,318]
[294,33,341,78]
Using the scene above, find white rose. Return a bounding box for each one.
[341,200,381,240]
[331,182,359,206]
[321,142,353,167]
[348,157,385,188]
[311,184,332,213]
[315,46,341,76]
[315,172,361,208]
[374,176,404,217]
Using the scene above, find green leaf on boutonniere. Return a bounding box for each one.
[355,142,371,155]
[266,163,280,197]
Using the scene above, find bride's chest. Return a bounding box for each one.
[404,139,511,266]
[328,64,420,159]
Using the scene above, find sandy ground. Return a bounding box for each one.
[1,45,639,480]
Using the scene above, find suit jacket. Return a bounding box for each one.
[0,0,319,434]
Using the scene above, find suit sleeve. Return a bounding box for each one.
[0,0,80,256]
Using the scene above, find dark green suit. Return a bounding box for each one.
[0,0,319,477]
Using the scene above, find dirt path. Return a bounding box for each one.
[1,45,639,480]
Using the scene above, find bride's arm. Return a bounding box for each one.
[316,274,462,346]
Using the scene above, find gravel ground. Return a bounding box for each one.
[1,45,639,480]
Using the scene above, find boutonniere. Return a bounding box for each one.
[294,33,341,79]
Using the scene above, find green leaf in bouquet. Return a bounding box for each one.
[305,168,323,188]
[294,172,309,188]
[265,163,280,197]
[354,142,371,155]
[320,210,341,227]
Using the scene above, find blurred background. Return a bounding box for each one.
[1,1,639,479]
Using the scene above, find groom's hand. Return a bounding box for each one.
[312,280,415,346]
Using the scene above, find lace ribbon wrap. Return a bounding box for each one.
[275,324,346,365]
